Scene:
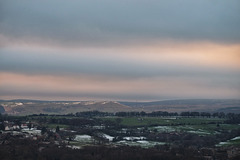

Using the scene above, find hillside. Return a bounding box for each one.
[0,99,240,115]
[119,99,240,113]
[0,101,131,115]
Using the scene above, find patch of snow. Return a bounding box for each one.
[22,129,41,136]
[93,125,105,129]
[219,142,228,145]
[102,134,114,141]
[123,136,146,141]
[188,130,210,135]
[154,126,176,132]
[117,140,165,148]
[66,145,81,149]
[216,136,240,146]
[137,140,149,144]
[74,135,93,142]
[101,101,108,105]
[231,136,240,141]
[83,101,96,105]
[161,117,177,120]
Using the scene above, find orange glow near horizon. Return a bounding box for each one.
[1,70,239,101]
[1,38,240,101]
[2,36,239,70]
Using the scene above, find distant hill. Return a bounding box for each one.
[0,99,80,103]
[119,99,240,106]
[119,99,240,113]
[0,99,239,115]
[0,100,131,115]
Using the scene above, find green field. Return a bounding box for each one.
[99,117,240,137]
[100,117,226,127]
[26,115,240,137]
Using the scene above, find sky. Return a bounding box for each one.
[0,0,240,101]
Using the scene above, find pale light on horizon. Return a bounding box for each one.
[0,0,240,101]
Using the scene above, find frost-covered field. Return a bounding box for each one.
[117,140,165,148]
[216,136,240,146]
[69,134,164,148]
[74,135,93,143]
[150,125,212,135]
[21,128,41,136]
[149,124,237,135]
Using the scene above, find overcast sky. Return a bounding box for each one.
[0,0,240,101]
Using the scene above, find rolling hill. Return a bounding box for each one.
[0,99,240,115]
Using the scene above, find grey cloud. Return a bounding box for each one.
[1,0,240,47]
[0,88,174,101]
[1,0,240,101]
[1,49,240,86]
[1,80,238,101]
